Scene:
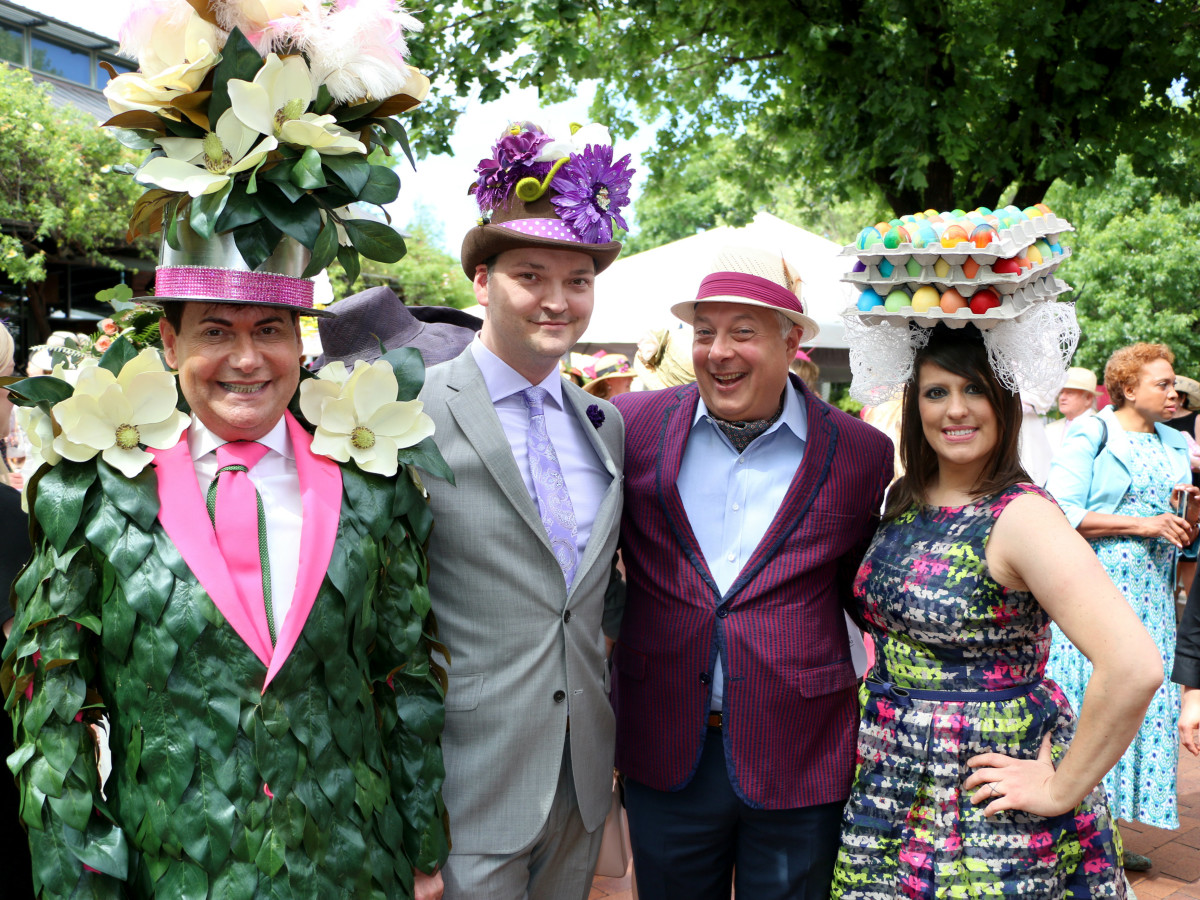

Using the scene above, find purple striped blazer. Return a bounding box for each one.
[611,377,893,809]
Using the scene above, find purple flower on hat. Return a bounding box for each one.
[472,130,554,212]
[550,144,634,244]
[586,404,605,429]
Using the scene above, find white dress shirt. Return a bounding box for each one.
[470,340,611,569]
[187,415,303,628]
[677,384,808,710]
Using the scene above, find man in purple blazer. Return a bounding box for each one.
[611,246,893,900]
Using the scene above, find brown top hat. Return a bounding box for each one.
[460,122,634,278]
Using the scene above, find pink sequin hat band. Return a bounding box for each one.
[155,266,326,315]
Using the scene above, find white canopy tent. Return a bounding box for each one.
[461,211,859,383]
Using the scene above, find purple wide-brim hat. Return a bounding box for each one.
[460,192,620,278]
[153,220,333,317]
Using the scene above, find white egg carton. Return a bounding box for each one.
[847,276,1073,329]
[840,213,1075,267]
[843,246,1071,296]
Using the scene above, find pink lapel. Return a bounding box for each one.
[150,437,274,667]
[262,412,343,691]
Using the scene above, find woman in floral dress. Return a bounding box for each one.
[1045,343,1197,869]
[832,325,1163,899]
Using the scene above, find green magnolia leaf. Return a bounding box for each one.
[31,814,85,895]
[398,439,455,488]
[162,117,205,139]
[97,459,160,531]
[98,334,138,376]
[190,180,234,241]
[258,187,322,250]
[377,346,425,400]
[155,857,210,900]
[210,859,260,899]
[367,117,416,169]
[342,219,406,263]
[6,374,73,407]
[35,462,95,554]
[321,153,371,197]
[215,184,266,233]
[254,827,287,877]
[301,220,339,279]
[233,219,284,273]
[313,83,333,116]
[335,99,382,123]
[47,780,93,832]
[342,470,390,540]
[176,774,235,870]
[108,127,159,150]
[291,147,327,190]
[209,28,264,128]
[336,245,360,286]
[358,164,401,206]
[260,160,305,203]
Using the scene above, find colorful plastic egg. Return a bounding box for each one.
[976,206,993,216]
[884,288,911,312]
[1035,203,1053,216]
[883,226,910,249]
[852,260,867,273]
[962,258,981,279]
[969,288,1002,314]
[1023,206,1044,219]
[878,259,895,278]
[1025,245,1044,265]
[1048,241,1063,256]
[1033,239,1053,259]
[970,225,998,248]
[934,258,952,278]
[993,257,1021,275]
[857,288,884,311]
[905,258,923,277]
[940,225,969,248]
[911,286,940,312]
[857,226,884,250]
[940,288,969,312]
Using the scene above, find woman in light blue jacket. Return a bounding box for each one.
[1046,342,1199,869]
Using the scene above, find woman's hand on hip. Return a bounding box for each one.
[964,734,1076,818]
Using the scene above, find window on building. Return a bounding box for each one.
[30,34,91,86]
[0,24,23,65]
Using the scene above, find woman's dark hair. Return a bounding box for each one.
[883,324,1029,520]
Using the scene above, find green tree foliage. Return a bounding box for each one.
[1046,156,1200,378]
[0,66,149,283]
[622,131,890,254]
[410,0,1200,216]
[328,215,476,308]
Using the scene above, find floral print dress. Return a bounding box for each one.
[1046,430,1182,829]
[832,485,1125,899]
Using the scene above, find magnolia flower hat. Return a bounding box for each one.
[460,121,635,277]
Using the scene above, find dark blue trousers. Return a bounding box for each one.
[624,727,844,900]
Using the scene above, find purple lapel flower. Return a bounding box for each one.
[550,144,634,243]
[586,404,605,429]
[471,129,554,212]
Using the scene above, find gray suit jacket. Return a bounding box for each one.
[420,349,625,855]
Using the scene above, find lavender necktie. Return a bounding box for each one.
[522,386,579,588]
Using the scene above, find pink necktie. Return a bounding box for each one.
[209,441,275,647]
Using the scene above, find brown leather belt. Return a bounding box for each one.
[706,711,723,729]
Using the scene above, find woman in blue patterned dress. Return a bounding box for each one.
[832,325,1163,899]
[1045,343,1199,869]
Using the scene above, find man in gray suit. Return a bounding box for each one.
[419,122,633,900]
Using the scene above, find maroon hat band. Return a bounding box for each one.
[696,272,805,316]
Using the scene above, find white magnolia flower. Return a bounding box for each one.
[15,405,61,510]
[136,109,278,197]
[535,123,613,163]
[105,5,222,116]
[50,350,190,479]
[300,359,433,476]
[49,357,99,386]
[229,53,366,155]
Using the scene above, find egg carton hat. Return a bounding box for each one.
[670,245,820,343]
[460,122,635,277]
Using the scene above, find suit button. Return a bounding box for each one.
[699,673,711,685]
[553,690,566,703]
[716,607,728,618]
[563,610,573,623]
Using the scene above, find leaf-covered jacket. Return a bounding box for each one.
[2,422,449,899]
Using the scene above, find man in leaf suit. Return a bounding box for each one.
[2,251,450,899]
[417,121,631,900]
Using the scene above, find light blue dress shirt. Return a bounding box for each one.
[677,383,807,710]
[470,340,611,565]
